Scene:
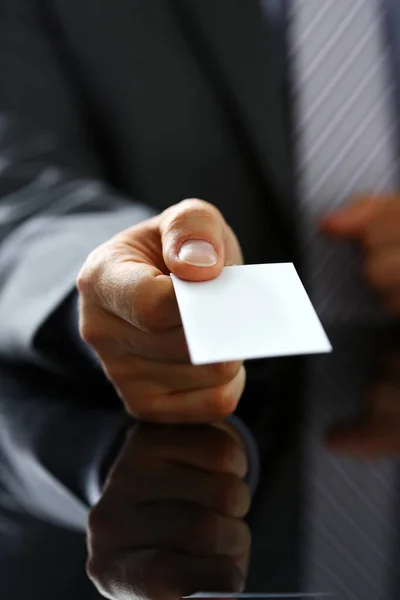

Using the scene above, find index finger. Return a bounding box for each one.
[96,258,182,333]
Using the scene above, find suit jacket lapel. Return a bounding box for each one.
[175,0,294,227]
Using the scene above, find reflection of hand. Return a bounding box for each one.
[86,422,251,599]
[328,354,400,458]
[77,199,245,424]
[322,196,400,313]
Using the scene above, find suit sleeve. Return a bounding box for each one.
[0,362,130,531]
[0,1,156,372]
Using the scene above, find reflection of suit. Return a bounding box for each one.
[0,503,97,600]
[0,363,124,599]
[0,360,301,598]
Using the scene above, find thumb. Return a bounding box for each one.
[160,199,228,282]
[321,196,383,238]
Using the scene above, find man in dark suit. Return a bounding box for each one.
[1,0,400,598]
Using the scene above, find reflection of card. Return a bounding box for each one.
[171,264,332,365]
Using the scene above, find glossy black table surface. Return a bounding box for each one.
[1,324,399,600]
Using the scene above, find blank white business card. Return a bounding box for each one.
[171,263,332,365]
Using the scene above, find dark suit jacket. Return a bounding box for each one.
[0,1,304,597]
[0,0,297,370]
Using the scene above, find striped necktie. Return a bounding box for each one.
[288,0,398,323]
[287,1,399,598]
[302,333,397,599]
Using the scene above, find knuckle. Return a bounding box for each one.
[120,395,142,419]
[214,437,241,472]
[199,513,251,556]
[179,198,221,217]
[218,478,251,518]
[236,520,252,554]
[85,556,100,583]
[76,266,94,297]
[167,199,223,229]
[132,277,166,333]
[210,361,241,385]
[208,385,240,419]
[122,393,157,420]
[85,554,118,598]
[85,556,112,597]
[87,504,109,538]
[79,320,103,348]
[76,247,105,296]
[124,400,150,420]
